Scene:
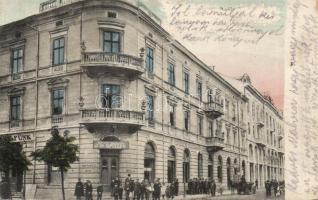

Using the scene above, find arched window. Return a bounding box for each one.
[144,142,155,182]
[249,144,253,159]
[234,158,238,175]
[208,154,213,179]
[255,146,258,161]
[167,146,176,183]
[227,157,231,188]
[183,149,190,183]
[217,155,223,183]
[198,153,203,178]
[242,160,246,178]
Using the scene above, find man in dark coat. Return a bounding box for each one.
[174,179,179,196]
[85,180,93,200]
[140,180,146,200]
[273,179,278,196]
[97,184,103,200]
[119,182,124,200]
[153,179,161,200]
[188,179,193,194]
[265,180,271,196]
[125,174,131,200]
[114,184,120,200]
[134,179,142,200]
[74,178,84,200]
[211,179,216,196]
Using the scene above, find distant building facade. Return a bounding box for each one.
[0,0,284,196]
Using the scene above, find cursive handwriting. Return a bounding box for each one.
[169,3,283,46]
[285,0,318,199]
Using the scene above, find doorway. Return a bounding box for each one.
[100,150,119,191]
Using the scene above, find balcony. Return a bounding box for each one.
[80,108,146,133]
[257,119,265,127]
[204,102,224,119]
[81,52,144,79]
[206,132,225,152]
[255,136,266,147]
[39,0,81,12]
[241,122,247,131]
[278,146,284,154]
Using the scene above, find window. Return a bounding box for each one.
[102,84,121,108]
[103,31,120,53]
[183,149,190,183]
[169,104,175,126]
[207,89,213,103]
[168,63,175,86]
[107,11,117,18]
[146,94,154,122]
[225,99,230,115]
[197,81,202,101]
[53,38,65,65]
[232,103,236,121]
[226,129,230,144]
[198,115,203,135]
[217,156,223,183]
[167,147,176,183]
[52,89,64,115]
[183,72,189,94]
[198,153,203,178]
[248,122,250,134]
[144,143,156,182]
[184,110,189,131]
[10,96,21,121]
[146,47,154,74]
[209,121,214,137]
[11,48,23,74]
[247,102,250,113]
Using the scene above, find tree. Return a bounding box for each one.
[31,127,79,200]
[0,135,31,196]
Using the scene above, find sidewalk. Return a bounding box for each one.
[174,190,242,199]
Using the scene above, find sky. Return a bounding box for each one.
[0,0,285,110]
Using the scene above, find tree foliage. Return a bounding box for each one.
[31,128,79,172]
[31,127,79,200]
[0,135,31,179]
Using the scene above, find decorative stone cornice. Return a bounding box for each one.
[47,77,69,90]
[7,87,26,96]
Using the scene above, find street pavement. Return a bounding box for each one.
[175,190,284,200]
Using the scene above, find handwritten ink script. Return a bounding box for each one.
[285,0,318,199]
[168,3,284,46]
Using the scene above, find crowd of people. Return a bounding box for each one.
[74,175,284,200]
[187,178,216,196]
[110,174,180,200]
[74,174,181,200]
[265,179,284,197]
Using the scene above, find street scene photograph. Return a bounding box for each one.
[0,0,285,199]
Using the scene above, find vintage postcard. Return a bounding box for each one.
[0,0,315,200]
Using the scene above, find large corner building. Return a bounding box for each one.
[0,0,284,198]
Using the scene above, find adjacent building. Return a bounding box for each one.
[0,0,284,197]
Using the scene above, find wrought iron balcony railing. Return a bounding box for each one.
[81,52,144,78]
[255,135,266,147]
[206,131,225,152]
[257,118,265,127]
[204,101,224,119]
[80,108,146,129]
[39,0,81,12]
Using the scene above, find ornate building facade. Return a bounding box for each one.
[0,0,284,198]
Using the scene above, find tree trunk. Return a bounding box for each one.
[61,169,65,200]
